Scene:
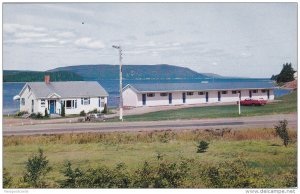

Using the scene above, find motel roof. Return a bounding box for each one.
[19,81,109,99]
[124,82,276,93]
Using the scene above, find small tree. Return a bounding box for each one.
[61,102,65,117]
[275,63,296,83]
[44,108,49,118]
[23,148,52,187]
[274,120,290,147]
[197,141,209,153]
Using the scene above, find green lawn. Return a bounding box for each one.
[119,91,297,122]
[3,128,297,188]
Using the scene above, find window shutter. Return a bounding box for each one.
[81,98,83,105]
[75,100,77,108]
[88,98,90,104]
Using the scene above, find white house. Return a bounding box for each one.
[122,82,275,107]
[17,76,109,115]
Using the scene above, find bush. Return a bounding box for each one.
[29,112,43,119]
[23,148,52,188]
[88,108,99,114]
[102,104,108,114]
[274,120,290,147]
[44,108,49,118]
[58,161,83,188]
[79,110,86,116]
[201,159,268,188]
[61,103,65,117]
[3,168,13,188]
[197,141,209,153]
[15,111,29,117]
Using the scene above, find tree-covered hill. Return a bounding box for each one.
[3,71,83,82]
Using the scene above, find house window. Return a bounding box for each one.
[252,90,258,93]
[198,92,204,95]
[221,91,227,94]
[261,90,266,93]
[83,98,90,105]
[187,92,194,96]
[41,99,45,107]
[66,100,72,109]
[160,93,168,97]
[147,93,155,97]
[21,98,25,105]
[232,91,237,94]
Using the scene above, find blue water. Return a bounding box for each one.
[3,78,293,114]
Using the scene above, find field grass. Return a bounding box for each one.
[118,91,297,122]
[3,127,297,188]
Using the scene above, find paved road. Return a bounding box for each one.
[3,113,297,136]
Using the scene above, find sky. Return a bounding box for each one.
[3,3,297,78]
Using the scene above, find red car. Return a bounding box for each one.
[240,98,267,106]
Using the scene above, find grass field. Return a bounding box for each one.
[119,91,297,122]
[3,127,297,188]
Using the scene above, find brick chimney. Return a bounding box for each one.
[44,75,50,84]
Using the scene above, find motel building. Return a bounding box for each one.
[122,82,275,107]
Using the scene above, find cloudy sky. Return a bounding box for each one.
[3,3,297,78]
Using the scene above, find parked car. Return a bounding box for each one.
[240,98,267,106]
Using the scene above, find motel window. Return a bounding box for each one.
[252,90,258,93]
[41,99,45,107]
[147,93,155,97]
[160,93,168,97]
[187,92,194,96]
[221,91,227,94]
[261,90,266,93]
[198,92,204,95]
[21,98,25,105]
[232,91,237,94]
[66,100,72,109]
[65,100,77,109]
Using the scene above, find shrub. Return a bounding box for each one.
[201,159,268,188]
[44,108,49,118]
[29,112,43,119]
[88,108,99,114]
[3,168,13,188]
[61,103,65,117]
[274,120,290,147]
[23,148,52,188]
[15,111,29,117]
[79,110,86,116]
[197,141,209,153]
[102,104,108,114]
[58,161,83,188]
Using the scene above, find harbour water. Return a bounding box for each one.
[3,78,292,114]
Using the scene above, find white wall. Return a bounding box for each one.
[123,88,275,107]
[19,85,39,114]
[123,87,138,107]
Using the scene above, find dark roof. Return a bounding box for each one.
[20,81,108,98]
[125,82,276,93]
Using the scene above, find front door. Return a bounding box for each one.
[142,94,146,106]
[218,91,221,102]
[267,90,270,99]
[182,93,186,103]
[49,100,56,114]
[168,93,172,104]
[206,92,209,102]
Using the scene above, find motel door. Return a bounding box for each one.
[267,90,270,99]
[218,92,221,102]
[169,93,172,104]
[249,91,252,98]
[182,93,186,103]
[142,94,146,105]
[49,100,56,114]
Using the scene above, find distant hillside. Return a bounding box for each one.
[3,70,83,82]
[49,64,210,80]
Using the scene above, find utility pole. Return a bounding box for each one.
[238,92,241,115]
[112,45,123,121]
